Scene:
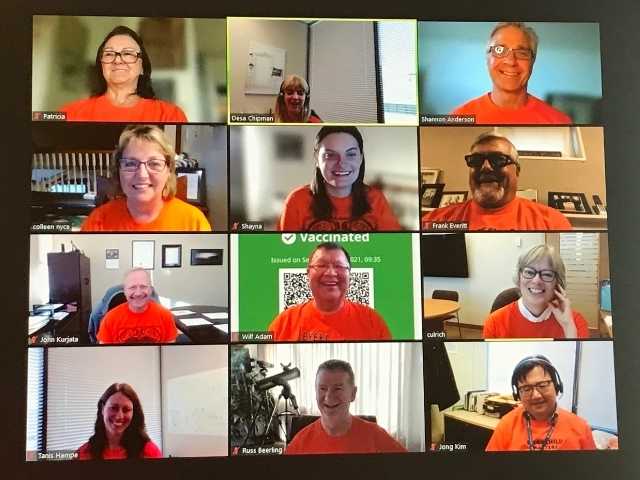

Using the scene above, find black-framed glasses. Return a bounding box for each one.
[517,380,554,397]
[119,158,168,173]
[101,50,141,64]
[487,44,534,60]
[464,152,517,170]
[308,263,351,273]
[521,267,557,282]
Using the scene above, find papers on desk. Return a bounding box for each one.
[203,312,228,320]
[35,303,63,313]
[172,310,196,316]
[180,317,213,327]
[29,315,50,334]
[213,324,229,334]
[53,311,69,321]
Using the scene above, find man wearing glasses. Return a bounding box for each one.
[486,355,596,451]
[451,22,572,124]
[268,242,391,341]
[422,133,571,230]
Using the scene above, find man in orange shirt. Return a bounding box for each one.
[98,268,177,344]
[422,133,571,231]
[451,22,572,124]
[286,360,407,454]
[268,242,391,341]
[486,355,596,451]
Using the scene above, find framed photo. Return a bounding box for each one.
[439,191,468,208]
[191,248,224,266]
[548,192,593,214]
[162,245,182,268]
[517,189,539,202]
[421,183,445,208]
[132,241,155,269]
[176,167,206,205]
[421,169,441,185]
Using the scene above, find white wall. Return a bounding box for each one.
[31,234,228,311]
[577,341,617,431]
[424,233,545,326]
[444,342,488,408]
[161,345,228,457]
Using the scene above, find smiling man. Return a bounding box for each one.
[286,360,407,454]
[486,355,596,451]
[451,22,572,124]
[97,268,177,344]
[422,133,571,230]
[267,242,391,341]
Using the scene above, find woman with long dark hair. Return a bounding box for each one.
[61,26,187,122]
[77,383,162,459]
[278,126,400,231]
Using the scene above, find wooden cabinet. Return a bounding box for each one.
[47,250,91,342]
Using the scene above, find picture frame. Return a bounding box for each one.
[176,167,206,206]
[516,189,539,202]
[131,240,155,269]
[420,183,445,208]
[548,191,593,214]
[190,248,224,266]
[162,245,182,268]
[421,168,441,185]
[439,191,468,208]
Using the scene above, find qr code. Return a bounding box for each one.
[278,268,374,312]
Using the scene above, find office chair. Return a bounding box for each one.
[432,290,462,338]
[490,287,521,313]
[288,415,377,443]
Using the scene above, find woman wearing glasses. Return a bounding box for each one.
[77,383,162,459]
[61,26,187,122]
[450,22,571,124]
[278,126,401,231]
[81,125,211,231]
[483,244,589,338]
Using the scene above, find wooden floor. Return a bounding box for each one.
[443,322,483,340]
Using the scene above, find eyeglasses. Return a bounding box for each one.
[101,50,141,64]
[119,158,168,173]
[517,380,554,397]
[487,44,534,60]
[521,267,557,282]
[309,263,351,273]
[464,152,517,170]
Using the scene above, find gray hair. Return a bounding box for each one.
[470,132,521,175]
[316,359,355,385]
[514,244,566,289]
[488,22,539,60]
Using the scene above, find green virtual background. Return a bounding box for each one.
[234,233,420,339]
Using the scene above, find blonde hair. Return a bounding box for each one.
[110,125,177,199]
[274,75,311,122]
[514,244,566,289]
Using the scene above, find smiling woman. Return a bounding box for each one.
[483,244,589,339]
[60,26,187,122]
[274,75,322,123]
[278,126,401,231]
[81,125,211,231]
[76,383,162,459]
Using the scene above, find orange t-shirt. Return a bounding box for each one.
[76,440,162,459]
[422,197,571,231]
[97,301,177,344]
[81,197,211,232]
[278,185,401,231]
[61,95,187,122]
[483,301,589,339]
[286,416,407,455]
[486,406,596,451]
[451,93,572,124]
[268,300,391,341]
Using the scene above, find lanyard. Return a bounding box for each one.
[525,412,558,451]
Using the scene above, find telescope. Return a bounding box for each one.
[255,364,300,391]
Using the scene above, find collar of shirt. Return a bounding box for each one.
[518,297,552,323]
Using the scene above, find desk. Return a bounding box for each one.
[423,299,460,332]
[171,305,229,344]
[444,410,499,452]
[28,307,82,345]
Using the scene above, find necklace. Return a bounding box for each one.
[525,412,558,451]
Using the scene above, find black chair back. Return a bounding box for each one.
[432,290,459,302]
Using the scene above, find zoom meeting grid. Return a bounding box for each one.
[25,15,616,462]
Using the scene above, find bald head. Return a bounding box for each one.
[123,269,152,313]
